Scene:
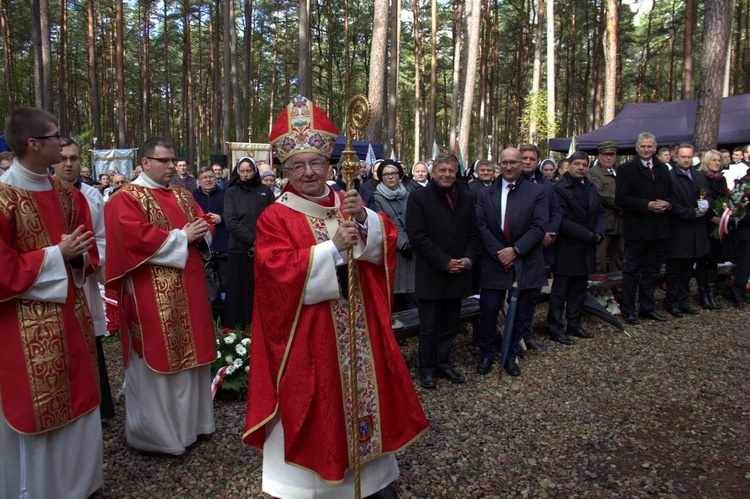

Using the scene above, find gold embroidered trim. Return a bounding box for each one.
[123,184,198,371]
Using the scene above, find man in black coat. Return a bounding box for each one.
[615,131,673,324]
[664,144,710,316]
[731,165,750,308]
[475,147,548,376]
[547,151,605,344]
[406,153,479,389]
[468,159,495,202]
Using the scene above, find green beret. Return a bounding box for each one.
[597,141,618,152]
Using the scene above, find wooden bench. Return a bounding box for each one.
[392,297,480,341]
[390,262,734,340]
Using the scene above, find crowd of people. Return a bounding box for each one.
[2,100,749,499]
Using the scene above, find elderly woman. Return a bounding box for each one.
[223,157,275,329]
[372,160,416,315]
[696,149,730,309]
[405,161,430,192]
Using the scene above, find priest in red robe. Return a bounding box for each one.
[0,107,102,498]
[243,96,428,498]
[105,137,216,455]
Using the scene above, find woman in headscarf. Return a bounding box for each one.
[223,157,275,329]
[372,160,417,320]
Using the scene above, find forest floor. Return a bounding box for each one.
[95,287,749,498]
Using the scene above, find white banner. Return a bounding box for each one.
[91,149,135,179]
[227,142,272,170]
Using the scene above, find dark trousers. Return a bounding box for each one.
[418,298,461,376]
[225,252,254,330]
[621,239,665,315]
[519,287,541,342]
[477,288,535,361]
[665,257,695,308]
[547,274,588,338]
[731,238,750,303]
[96,336,115,419]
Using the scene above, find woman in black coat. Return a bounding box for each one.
[223,157,275,329]
[696,150,731,309]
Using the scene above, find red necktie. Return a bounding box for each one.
[504,183,514,242]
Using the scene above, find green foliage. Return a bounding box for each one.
[519,90,557,156]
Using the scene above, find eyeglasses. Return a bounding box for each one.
[60,155,80,163]
[32,132,62,140]
[381,172,400,178]
[146,157,178,165]
[500,160,521,166]
[286,160,327,175]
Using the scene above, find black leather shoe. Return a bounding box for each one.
[639,310,668,322]
[525,338,548,351]
[666,307,683,318]
[623,313,640,325]
[680,304,700,315]
[397,338,408,346]
[419,373,436,389]
[365,485,399,499]
[733,301,745,309]
[476,357,493,375]
[504,358,521,376]
[566,326,593,339]
[550,334,575,345]
[434,368,466,384]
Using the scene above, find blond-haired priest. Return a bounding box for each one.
[243,96,428,499]
[105,137,216,455]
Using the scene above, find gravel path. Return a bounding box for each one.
[96,290,749,498]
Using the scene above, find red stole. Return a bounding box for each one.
[104,184,216,373]
[243,191,428,481]
[0,180,101,434]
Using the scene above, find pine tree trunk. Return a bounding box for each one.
[602,0,618,125]
[413,0,422,163]
[681,0,696,100]
[694,0,736,151]
[458,0,480,166]
[365,0,388,144]
[386,0,401,158]
[428,0,437,154]
[116,0,126,147]
[449,1,463,148]
[298,0,312,99]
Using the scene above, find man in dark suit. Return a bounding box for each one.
[547,151,606,344]
[406,153,479,389]
[475,147,548,376]
[615,131,673,324]
[468,159,495,202]
[664,144,710,317]
[518,144,561,352]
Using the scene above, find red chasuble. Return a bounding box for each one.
[104,184,216,373]
[0,180,101,434]
[243,190,428,482]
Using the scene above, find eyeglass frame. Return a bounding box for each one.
[145,157,178,165]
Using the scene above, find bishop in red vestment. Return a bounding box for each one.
[243,96,428,499]
[0,108,103,499]
[105,137,216,455]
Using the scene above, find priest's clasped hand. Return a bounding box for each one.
[341,189,367,223]
[59,225,95,262]
[184,218,210,243]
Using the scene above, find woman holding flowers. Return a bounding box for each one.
[696,150,730,309]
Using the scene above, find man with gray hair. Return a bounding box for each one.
[615,132,673,325]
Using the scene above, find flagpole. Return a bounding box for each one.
[340,94,371,499]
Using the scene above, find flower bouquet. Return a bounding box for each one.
[712,173,750,240]
[591,289,621,315]
[210,326,250,400]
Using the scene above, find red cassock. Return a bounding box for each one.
[243,191,429,482]
[0,180,101,434]
[104,184,216,373]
